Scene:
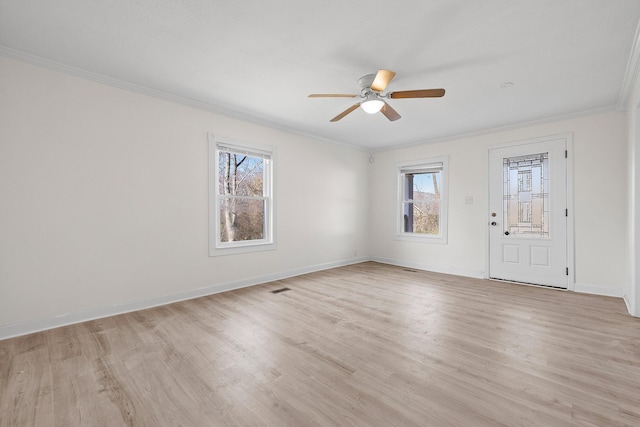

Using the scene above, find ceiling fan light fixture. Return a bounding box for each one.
[309,69,445,122]
[361,94,384,114]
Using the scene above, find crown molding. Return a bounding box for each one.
[0,45,367,153]
[618,17,640,110]
[0,44,628,155]
[371,105,618,153]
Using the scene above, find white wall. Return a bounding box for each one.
[1,54,634,339]
[369,111,629,296]
[635,107,640,316]
[626,66,640,317]
[0,57,370,338]
[629,106,639,316]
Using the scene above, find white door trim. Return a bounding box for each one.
[485,133,575,291]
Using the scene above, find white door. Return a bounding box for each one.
[489,138,568,288]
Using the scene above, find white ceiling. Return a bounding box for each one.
[1,0,640,150]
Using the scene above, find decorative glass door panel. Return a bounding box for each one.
[503,152,549,238]
[489,138,567,289]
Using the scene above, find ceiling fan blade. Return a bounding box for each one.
[370,69,396,93]
[390,89,445,99]
[380,102,401,121]
[308,93,358,98]
[330,103,361,122]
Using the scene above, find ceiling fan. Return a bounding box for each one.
[308,69,445,122]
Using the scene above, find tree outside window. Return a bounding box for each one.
[397,157,448,244]
[210,138,274,255]
[218,150,266,242]
[403,171,441,235]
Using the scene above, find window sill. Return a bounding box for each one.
[394,233,448,245]
[210,242,277,257]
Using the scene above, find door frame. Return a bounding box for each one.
[485,133,575,291]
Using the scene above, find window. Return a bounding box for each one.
[209,135,275,255]
[396,156,448,244]
[502,152,549,238]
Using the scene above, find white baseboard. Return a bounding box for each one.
[623,294,638,317]
[573,283,625,298]
[372,257,629,299]
[0,257,369,341]
[370,257,486,279]
[3,257,630,340]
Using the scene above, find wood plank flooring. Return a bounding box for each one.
[2,262,640,426]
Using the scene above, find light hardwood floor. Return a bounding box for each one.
[2,262,640,426]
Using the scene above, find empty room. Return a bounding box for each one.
[2,1,640,425]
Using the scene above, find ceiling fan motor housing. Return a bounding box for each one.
[357,74,377,95]
[309,69,443,122]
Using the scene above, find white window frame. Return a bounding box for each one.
[208,134,276,256]
[395,156,449,244]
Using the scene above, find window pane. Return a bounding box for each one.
[412,172,440,198]
[403,171,440,234]
[210,140,274,254]
[502,152,549,238]
[219,198,265,242]
[404,200,440,234]
[218,151,264,197]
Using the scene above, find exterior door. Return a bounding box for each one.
[488,138,568,288]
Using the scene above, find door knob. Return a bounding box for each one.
[491,221,497,226]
